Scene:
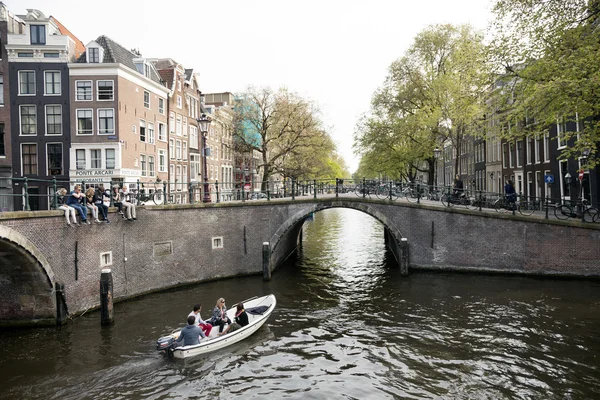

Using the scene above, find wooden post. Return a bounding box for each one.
[100,269,114,325]
[399,238,409,276]
[55,281,68,325]
[262,242,271,281]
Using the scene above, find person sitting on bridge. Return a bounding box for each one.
[55,188,77,227]
[188,303,212,337]
[85,187,102,224]
[95,185,110,223]
[111,185,126,219]
[175,315,205,347]
[67,185,90,225]
[121,186,137,221]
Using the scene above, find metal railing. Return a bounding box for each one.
[0,177,597,223]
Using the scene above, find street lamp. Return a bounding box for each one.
[197,113,212,203]
[433,147,441,188]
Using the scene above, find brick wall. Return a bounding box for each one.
[1,199,599,323]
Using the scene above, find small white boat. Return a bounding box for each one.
[156,294,276,359]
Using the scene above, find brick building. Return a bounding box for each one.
[69,36,170,194]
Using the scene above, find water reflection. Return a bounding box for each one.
[0,208,599,399]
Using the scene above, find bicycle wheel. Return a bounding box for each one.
[518,201,535,216]
[494,199,508,213]
[376,186,390,200]
[406,188,419,203]
[554,204,572,220]
[466,197,478,210]
[354,185,364,197]
[583,207,598,223]
[441,193,453,207]
[153,189,164,205]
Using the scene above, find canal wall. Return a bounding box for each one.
[1,198,599,325]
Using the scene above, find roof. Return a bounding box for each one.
[157,69,174,89]
[50,16,85,58]
[76,35,163,84]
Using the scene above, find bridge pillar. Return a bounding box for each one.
[55,281,68,325]
[399,238,409,276]
[263,242,271,281]
[100,269,114,325]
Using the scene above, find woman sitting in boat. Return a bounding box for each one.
[175,315,205,346]
[210,298,232,333]
[219,303,249,336]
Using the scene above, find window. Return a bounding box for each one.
[516,140,522,167]
[140,154,147,176]
[76,80,92,100]
[98,109,114,135]
[77,110,93,135]
[169,139,175,159]
[144,64,151,78]
[91,149,102,169]
[20,105,37,135]
[18,71,35,95]
[148,155,155,177]
[44,71,61,95]
[159,98,165,114]
[0,124,4,156]
[140,120,146,142]
[89,47,100,63]
[190,126,198,149]
[105,149,115,169]
[177,95,182,109]
[183,118,188,136]
[534,136,540,163]
[557,118,567,149]
[176,115,182,136]
[169,164,175,191]
[76,149,86,169]
[183,141,187,160]
[544,133,550,162]
[176,165,182,190]
[148,122,155,144]
[158,150,166,172]
[100,252,113,268]
[526,137,532,165]
[176,140,182,160]
[212,237,224,249]
[183,166,187,189]
[44,53,59,58]
[177,79,182,91]
[97,80,114,100]
[22,144,38,175]
[30,25,46,45]
[169,112,175,133]
[158,122,166,141]
[0,75,3,105]
[502,143,507,168]
[190,154,200,179]
[47,143,62,176]
[18,52,34,58]
[143,91,150,108]
[45,105,62,135]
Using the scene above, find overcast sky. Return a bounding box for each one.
[11,0,493,172]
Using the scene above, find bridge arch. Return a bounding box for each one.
[0,224,57,327]
[268,200,405,272]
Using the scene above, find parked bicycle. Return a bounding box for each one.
[130,183,166,205]
[554,198,598,222]
[441,192,474,208]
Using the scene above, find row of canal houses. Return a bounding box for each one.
[0,5,253,211]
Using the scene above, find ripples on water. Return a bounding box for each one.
[1,208,599,399]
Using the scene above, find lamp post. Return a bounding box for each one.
[197,113,212,203]
[433,147,441,189]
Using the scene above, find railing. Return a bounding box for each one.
[0,177,598,223]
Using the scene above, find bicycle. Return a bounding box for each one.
[403,184,428,203]
[441,192,474,208]
[554,198,598,222]
[494,195,535,216]
[130,183,167,205]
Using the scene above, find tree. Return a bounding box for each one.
[489,0,600,167]
[354,24,489,184]
[233,87,332,189]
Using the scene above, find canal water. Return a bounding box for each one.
[1,208,599,399]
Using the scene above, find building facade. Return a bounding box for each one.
[69,36,170,193]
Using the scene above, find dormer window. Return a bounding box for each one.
[89,48,100,63]
[30,25,46,45]
[144,64,151,78]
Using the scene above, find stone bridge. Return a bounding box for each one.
[1,198,599,327]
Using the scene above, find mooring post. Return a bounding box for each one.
[55,281,68,325]
[399,238,409,276]
[100,269,114,325]
[262,242,271,281]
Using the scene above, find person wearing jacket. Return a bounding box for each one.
[66,185,89,224]
[95,185,110,223]
[210,297,232,333]
[175,315,205,346]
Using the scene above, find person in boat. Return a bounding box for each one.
[219,302,249,336]
[188,303,212,337]
[175,315,205,346]
[210,297,231,333]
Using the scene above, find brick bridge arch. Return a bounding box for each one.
[268,200,406,273]
[0,224,58,327]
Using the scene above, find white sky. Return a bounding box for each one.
[11,0,493,172]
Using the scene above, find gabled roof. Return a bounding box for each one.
[76,35,163,84]
[50,16,85,58]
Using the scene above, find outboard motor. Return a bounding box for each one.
[156,335,175,353]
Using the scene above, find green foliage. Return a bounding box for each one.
[490,0,600,167]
